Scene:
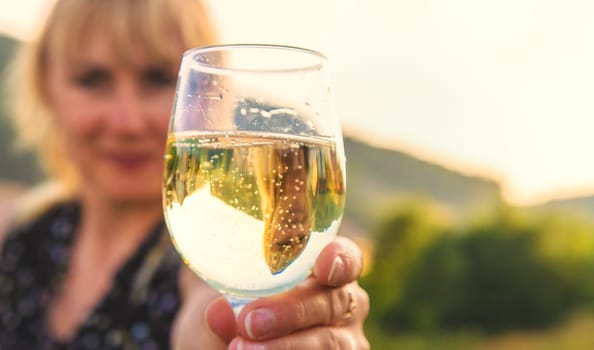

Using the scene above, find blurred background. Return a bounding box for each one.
[4,0,594,348]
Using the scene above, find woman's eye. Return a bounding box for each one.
[142,68,175,88]
[74,69,109,88]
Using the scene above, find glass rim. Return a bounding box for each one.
[182,43,328,74]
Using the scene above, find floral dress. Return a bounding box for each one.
[0,201,183,349]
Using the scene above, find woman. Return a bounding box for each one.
[0,0,370,349]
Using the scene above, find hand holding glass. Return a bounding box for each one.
[163,45,346,314]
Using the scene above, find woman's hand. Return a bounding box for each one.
[207,236,370,349]
[171,266,230,349]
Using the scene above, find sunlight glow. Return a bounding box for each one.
[4,0,594,205]
[0,0,55,40]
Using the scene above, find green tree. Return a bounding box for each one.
[361,198,451,324]
[364,204,594,334]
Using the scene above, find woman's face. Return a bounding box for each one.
[45,32,182,204]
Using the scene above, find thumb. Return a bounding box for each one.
[313,236,363,287]
[205,296,237,344]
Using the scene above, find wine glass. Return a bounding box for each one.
[162,44,346,315]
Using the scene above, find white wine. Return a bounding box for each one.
[163,131,345,296]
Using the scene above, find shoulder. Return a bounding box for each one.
[1,199,79,264]
[0,193,78,304]
[0,182,26,244]
[8,181,75,229]
[2,180,77,240]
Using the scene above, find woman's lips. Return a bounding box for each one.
[104,152,155,170]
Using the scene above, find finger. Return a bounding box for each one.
[236,281,368,341]
[229,326,371,350]
[313,236,363,287]
[205,296,237,343]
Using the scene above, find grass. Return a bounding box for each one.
[366,312,594,350]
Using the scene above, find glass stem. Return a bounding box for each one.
[225,294,257,317]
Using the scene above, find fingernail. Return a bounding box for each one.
[245,308,275,339]
[233,338,266,350]
[328,255,345,285]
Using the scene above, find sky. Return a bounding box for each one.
[2,0,594,205]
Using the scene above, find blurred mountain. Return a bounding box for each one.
[530,195,594,221]
[0,34,43,186]
[342,136,502,230]
[0,34,17,65]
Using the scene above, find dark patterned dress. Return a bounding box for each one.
[0,201,183,349]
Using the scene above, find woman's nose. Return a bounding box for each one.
[108,84,145,134]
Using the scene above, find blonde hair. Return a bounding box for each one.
[6,0,218,195]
